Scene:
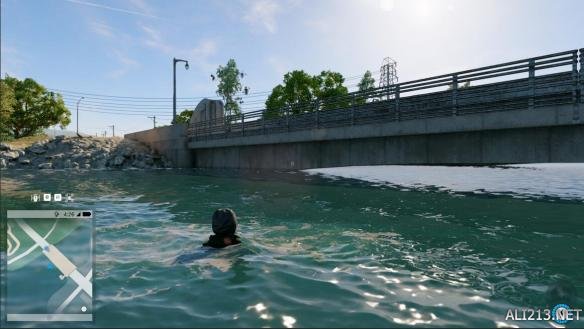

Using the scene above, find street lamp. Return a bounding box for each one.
[173,57,189,124]
[76,96,85,137]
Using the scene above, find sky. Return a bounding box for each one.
[1,0,582,135]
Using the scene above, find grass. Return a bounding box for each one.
[3,133,48,149]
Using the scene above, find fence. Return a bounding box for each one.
[188,49,583,142]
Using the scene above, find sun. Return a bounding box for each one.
[379,0,395,12]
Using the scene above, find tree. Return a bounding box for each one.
[0,79,16,140]
[264,70,350,117]
[315,70,349,110]
[175,109,193,124]
[265,70,318,117]
[355,70,376,105]
[2,76,71,138]
[216,59,243,118]
[358,70,376,92]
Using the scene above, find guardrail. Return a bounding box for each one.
[188,49,583,142]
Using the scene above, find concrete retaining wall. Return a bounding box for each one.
[192,125,584,169]
[125,124,192,167]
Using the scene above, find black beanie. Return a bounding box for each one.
[212,208,237,235]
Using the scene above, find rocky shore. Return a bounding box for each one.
[0,136,172,170]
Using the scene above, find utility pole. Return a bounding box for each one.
[379,57,398,100]
[148,115,157,128]
[173,57,189,124]
[76,97,84,137]
[109,125,115,137]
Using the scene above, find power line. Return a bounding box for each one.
[50,70,377,103]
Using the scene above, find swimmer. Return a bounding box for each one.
[203,208,241,248]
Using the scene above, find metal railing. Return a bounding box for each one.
[188,49,583,142]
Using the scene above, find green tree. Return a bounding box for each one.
[355,70,376,105]
[175,109,193,124]
[2,76,71,138]
[216,59,243,118]
[358,70,376,92]
[265,70,318,117]
[315,70,349,110]
[265,70,351,117]
[0,79,16,140]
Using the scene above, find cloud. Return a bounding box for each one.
[64,0,159,19]
[107,50,139,79]
[127,0,155,17]
[89,20,114,38]
[188,39,219,72]
[243,0,281,34]
[139,24,173,54]
[138,24,218,72]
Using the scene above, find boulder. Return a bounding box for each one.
[0,158,6,169]
[0,143,12,151]
[38,162,53,169]
[18,158,31,165]
[112,155,125,166]
[1,150,20,160]
[28,144,46,154]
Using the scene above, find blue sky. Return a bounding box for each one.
[1,0,582,135]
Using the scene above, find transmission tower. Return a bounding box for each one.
[379,57,398,100]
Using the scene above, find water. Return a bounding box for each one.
[1,168,583,328]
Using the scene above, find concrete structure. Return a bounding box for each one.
[125,124,192,168]
[189,104,584,169]
[189,99,224,124]
[126,49,584,169]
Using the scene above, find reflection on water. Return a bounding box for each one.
[0,168,583,328]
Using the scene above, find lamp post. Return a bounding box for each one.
[173,57,189,124]
[76,97,85,137]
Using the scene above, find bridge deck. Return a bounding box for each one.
[187,49,583,147]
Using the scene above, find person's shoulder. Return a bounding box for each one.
[202,235,217,247]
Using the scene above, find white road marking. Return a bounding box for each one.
[14,219,92,297]
[55,269,93,313]
[7,224,21,257]
[7,219,58,265]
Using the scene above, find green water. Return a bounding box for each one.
[1,169,583,328]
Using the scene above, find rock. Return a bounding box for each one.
[92,159,107,169]
[72,161,79,169]
[1,150,20,160]
[28,144,46,154]
[0,142,12,151]
[17,150,25,157]
[0,158,6,168]
[83,163,91,169]
[38,162,53,169]
[18,158,31,165]
[112,155,125,166]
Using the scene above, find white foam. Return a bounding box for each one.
[304,164,584,200]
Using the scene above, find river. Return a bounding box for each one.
[1,166,583,328]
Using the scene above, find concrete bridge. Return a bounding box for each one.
[126,49,584,169]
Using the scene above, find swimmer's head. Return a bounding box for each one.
[212,208,237,236]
